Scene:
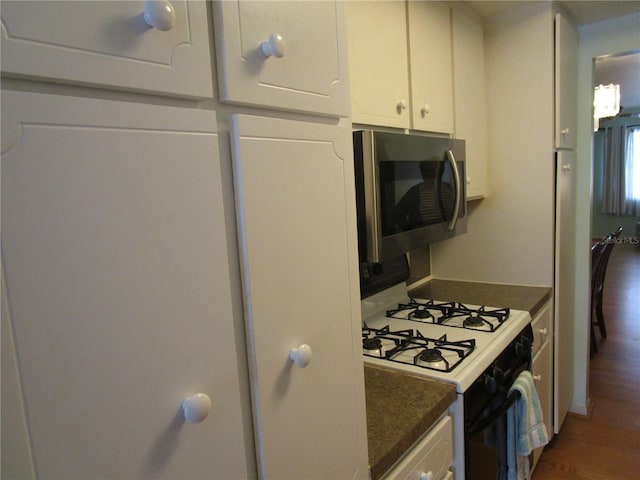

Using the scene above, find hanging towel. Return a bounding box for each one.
[506,370,550,480]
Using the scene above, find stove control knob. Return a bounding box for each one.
[182,393,212,424]
[484,374,497,394]
[289,344,312,368]
[420,472,434,480]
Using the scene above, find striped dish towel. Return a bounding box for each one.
[507,370,550,480]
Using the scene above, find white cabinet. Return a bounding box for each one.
[530,303,553,471]
[407,1,454,134]
[554,151,576,433]
[1,91,252,479]
[554,12,578,149]
[212,0,350,117]
[346,1,411,128]
[345,0,410,128]
[230,114,369,480]
[452,7,489,199]
[383,415,453,480]
[0,0,213,98]
[346,1,454,133]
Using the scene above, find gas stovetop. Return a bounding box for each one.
[360,283,532,393]
[385,298,511,332]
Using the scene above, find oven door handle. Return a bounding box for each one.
[467,390,520,437]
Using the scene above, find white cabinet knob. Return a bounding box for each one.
[396,99,408,112]
[420,104,430,116]
[538,327,548,336]
[182,393,212,424]
[289,344,312,368]
[261,33,286,58]
[533,374,542,382]
[144,0,176,31]
[561,128,570,136]
[562,164,572,172]
[420,472,434,480]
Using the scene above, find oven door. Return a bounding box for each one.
[463,328,532,479]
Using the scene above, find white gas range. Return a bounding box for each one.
[360,281,533,479]
[361,283,532,393]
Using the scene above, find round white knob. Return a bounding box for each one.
[289,344,312,368]
[420,472,434,480]
[396,99,408,112]
[561,128,570,135]
[182,393,212,424]
[538,327,548,336]
[533,374,542,382]
[144,0,176,31]
[420,104,430,116]
[261,33,286,58]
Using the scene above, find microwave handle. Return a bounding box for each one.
[445,149,462,231]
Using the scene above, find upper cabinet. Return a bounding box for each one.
[346,1,454,134]
[452,7,488,199]
[407,1,454,134]
[212,1,350,117]
[346,1,410,128]
[0,0,213,99]
[554,12,578,149]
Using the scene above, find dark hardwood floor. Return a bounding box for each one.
[533,243,640,479]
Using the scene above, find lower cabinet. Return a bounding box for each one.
[530,303,553,470]
[383,415,453,480]
[230,114,369,479]
[1,91,253,479]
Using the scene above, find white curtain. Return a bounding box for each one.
[602,125,640,216]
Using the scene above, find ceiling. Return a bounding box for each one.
[464,1,640,25]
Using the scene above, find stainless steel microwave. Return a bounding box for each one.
[353,130,467,263]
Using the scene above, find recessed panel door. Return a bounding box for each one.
[1,91,252,478]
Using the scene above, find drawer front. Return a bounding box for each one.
[385,415,453,480]
[1,0,213,98]
[531,303,551,357]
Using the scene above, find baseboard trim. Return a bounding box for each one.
[568,397,594,419]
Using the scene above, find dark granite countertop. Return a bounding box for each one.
[364,365,457,480]
[410,279,552,318]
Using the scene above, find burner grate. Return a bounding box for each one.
[362,323,475,372]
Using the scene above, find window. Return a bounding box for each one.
[627,127,640,201]
[601,122,640,216]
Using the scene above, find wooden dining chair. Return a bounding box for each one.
[590,227,623,355]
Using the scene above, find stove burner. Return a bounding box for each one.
[363,337,382,351]
[463,314,485,328]
[361,323,475,372]
[419,348,444,363]
[412,309,434,320]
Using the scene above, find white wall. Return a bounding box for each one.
[431,2,555,287]
[573,11,640,414]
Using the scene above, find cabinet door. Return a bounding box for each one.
[1,91,252,479]
[231,114,368,480]
[452,8,488,199]
[213,1,350,117]
[554,151,576,433]
[554,12,578,149]
[346,1,411,128]
[408,1,454,134]
[0,1,213,98]
[532,341,553,470]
